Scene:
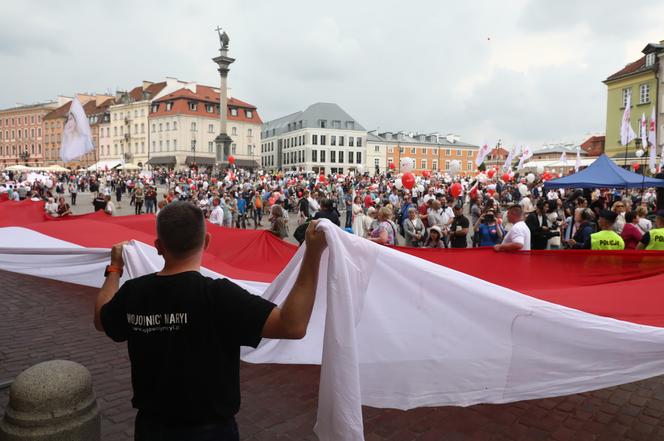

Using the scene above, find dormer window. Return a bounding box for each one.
[206,104,214,113]
[166,102,173,111]
[246,110,253,118]
[151,104,159,113]
[646,53,656,67]
[230,108,238,116]
[188,101,198,111]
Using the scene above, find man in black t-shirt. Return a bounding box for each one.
[449,204,470,248]
[94,201,327,441]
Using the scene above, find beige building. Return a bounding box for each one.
[148,84,262,169]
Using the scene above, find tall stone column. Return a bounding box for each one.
[212,28,235,169]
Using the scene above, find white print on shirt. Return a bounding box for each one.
[127,313,188,333]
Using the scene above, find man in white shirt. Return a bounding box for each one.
[209,197,224,225]
[308,193,321,216]
[495,205,531,251]
[520,194,534,214]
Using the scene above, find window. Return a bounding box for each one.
[173,121,177,130]
[356,137,362,147]
[173,140,177,150]
[114,127,118,136]
[421,159,427,169]
[166,140,170,151]
[230,108,238,116]
[319,119,327,128]
[356,152,362,164]
[312,134,318,145]
[640,84,650,104]
[348,151,354,164]
[312,150,318,162]
[374,158,380,168]
[152,141,156,152]
[208,141,213,153]
[246,110,253,118]
[467,150,473,157]
[348,137,354,147]
[339,136,345,146]
[467,161,473,171]
[159,123,163,132]
[432,160,438,171]
[373,145,380,152]
[646,53,656,67]
[114,144,118,155]
[191,122,197,132]
[338,151,344,163]
[188,101,198,111]
[321,135,327,145]
[445,160,450,170]
[208,124,214,133]
[387,146,393,153]
[206,104,214,113]
[166,102,173,111]
[445,149,451,155]
[232,143,237,155]
[330,151,336,163]
[152,124,156,133]
[456,149,461,156]
[248,128,253,136]
[410,147,416,154]
[231,126,237,135]
[622,88,631,107]
[141,142,144,153]
[141,123,145,133]
[191,140,196,151]
[331,135,336,146]
[151,104,159,113]
[320,150,326,162]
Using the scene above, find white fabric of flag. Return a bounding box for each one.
[560,151,568,166]
[641,113,648,150]
[575,146,581,173]
[620,93,636,146]
[475,143,492,167]
[516,146,533,169]
[60,97,94,163]
[502,145,519,171]
[649,107,657,173]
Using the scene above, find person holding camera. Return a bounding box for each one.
[473,209,504,247]
[525,199,551,250]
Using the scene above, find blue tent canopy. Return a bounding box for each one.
[543,154,664,189]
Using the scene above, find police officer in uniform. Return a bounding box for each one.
[637,210,664,250]
[589,210,625,250]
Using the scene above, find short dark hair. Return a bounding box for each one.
[625,211,636,223]
[156,201,206,257]
[321,198,334,210]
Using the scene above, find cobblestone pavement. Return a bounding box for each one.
[1,270,664,441]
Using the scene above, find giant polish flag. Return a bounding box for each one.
[2,200,664,441]
[60,97,94,163]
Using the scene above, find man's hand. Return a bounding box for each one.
[494,244,502,252]
[305,220,327,255]
[111,241,129,268]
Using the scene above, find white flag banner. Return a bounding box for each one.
[502,145,519,171]
[560,151,568,166]
[475,143,492,167]
[641,113,648,150]
[60,97,94,163]
[516,146,532,169]
[575,146,581,173]
[649,107,657,174]
[620,93,636,146]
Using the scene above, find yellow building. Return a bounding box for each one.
[603,41,663,166]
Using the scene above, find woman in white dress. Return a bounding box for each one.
[351,196,366,237]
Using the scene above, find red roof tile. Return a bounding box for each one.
[128,82,167,101]
[605,56,649,82]
[44,102,72,120]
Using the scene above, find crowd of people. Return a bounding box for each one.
[2,165,663,251]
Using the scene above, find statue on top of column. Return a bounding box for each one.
[215,26,229,52]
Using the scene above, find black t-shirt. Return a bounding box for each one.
[450,215,470,248]
[100,271,275,424]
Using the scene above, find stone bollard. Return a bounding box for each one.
[0,360,100,441]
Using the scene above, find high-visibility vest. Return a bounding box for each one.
[645,228,664,251]
[590,230,625,250]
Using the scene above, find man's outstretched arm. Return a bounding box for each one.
[94,242,126,332]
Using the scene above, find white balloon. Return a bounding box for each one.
[356,165,365,174]
[519,184,529,196]
[400,157,415,173]
[526,173,535,184]
[536,165,545,175]
[449,160,461,175]
[394,178,403,190]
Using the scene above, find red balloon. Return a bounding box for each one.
[501,173,511,182]
[389,162,396,170]
[319,174,326,182]
[402,172,415,190]
[228,155,236,165]
[450,182,463,198]
[422,170,431,178]
[297,192,303,197]
[632,162,640,171]
[487,169,496,179]
[487,189,496,196]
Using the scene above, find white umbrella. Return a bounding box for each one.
[46,165,70,172]
[4,164,29,171]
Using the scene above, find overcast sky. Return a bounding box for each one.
[1,0,663,147]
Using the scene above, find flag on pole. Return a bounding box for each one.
[575,146,581,173]
[516,146,533,169]
[620,92,636,146]
[475,143,492,167]
[559,151,568,166]
[641,113,648,150]
[502,145,519,171]
[649,107,657,174]
[60,97,94,163]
